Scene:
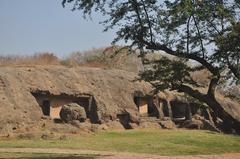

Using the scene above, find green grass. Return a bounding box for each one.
[0,130,240,156]
[0,153,96,159]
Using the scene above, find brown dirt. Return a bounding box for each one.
[0,148,240,159]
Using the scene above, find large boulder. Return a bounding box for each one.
[159,120,176,129]
[125,109,140,123]
[60,103,87,123]
[139,122,162,129]
[106,121,125,130]
[180,115,220,132]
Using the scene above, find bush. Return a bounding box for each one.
[0,52,60,66]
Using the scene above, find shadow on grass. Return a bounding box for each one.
[0,154,97,159]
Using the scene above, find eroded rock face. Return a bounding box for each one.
[60,103,86,123]
[180,115,220,132]
[181,119,203,129]
[106,121,125,130]
[159,120,176,129]
[0,65,239,134]
[139,122,162,129]
[0,66,152,134]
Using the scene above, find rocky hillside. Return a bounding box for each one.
[0,46,239,134]
[0,66,151,134]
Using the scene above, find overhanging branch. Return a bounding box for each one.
[144,41,219,76]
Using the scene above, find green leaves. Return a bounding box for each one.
[62,0,107,15]
[62,0,240,91]
[140,56,195,92]
[215,22,240,80]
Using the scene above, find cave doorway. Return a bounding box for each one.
[134,96,156,117]
[134,96,148,115]
[31,91,99,123]
[117,114,131,129]
[42,100,50,116]
[170,100,190,122]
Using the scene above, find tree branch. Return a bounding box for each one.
[227,58,240,79]
[140,0,154,43]
[131,0,145,56]
[192,14,205,59]
[174,84,208,103]
[207,76,220,98]
[131,0,144,36]
[144,41,219,76]
[187,15,192,54]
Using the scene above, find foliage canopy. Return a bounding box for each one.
[63,0,240,132]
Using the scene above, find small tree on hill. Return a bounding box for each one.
[62,0,240,133]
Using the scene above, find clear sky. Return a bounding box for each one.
[0,0,115,58]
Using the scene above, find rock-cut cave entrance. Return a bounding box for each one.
[42,100,50,116]
[31,91,99,123]
[170,100,191,122]
[134,95,156,117]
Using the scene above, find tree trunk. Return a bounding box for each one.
[206,108,215,125]
[204,96,240,133]
[153,96,165,119]
[144,42,240,133]
[177,83,240,133]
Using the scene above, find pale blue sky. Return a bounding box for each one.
[0,0,115,58]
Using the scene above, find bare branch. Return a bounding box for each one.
[192,14,205,59]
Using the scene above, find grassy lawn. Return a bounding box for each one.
[0,153,96,159]
[0,130,240,156]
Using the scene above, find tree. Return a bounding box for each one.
[215,22,240,82]
[62,0,240,133]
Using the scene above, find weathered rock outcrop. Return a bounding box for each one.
[156,90,240,133]
[180,115,220,132]
[0,66,152,133]
[0,65,239,134]
[60,103,87,123]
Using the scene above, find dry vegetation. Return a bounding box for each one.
[0,47,109,67]
[0,46,139,70]
[62,47,108,68]
[0,46,238,101]
[0,53,60,66]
